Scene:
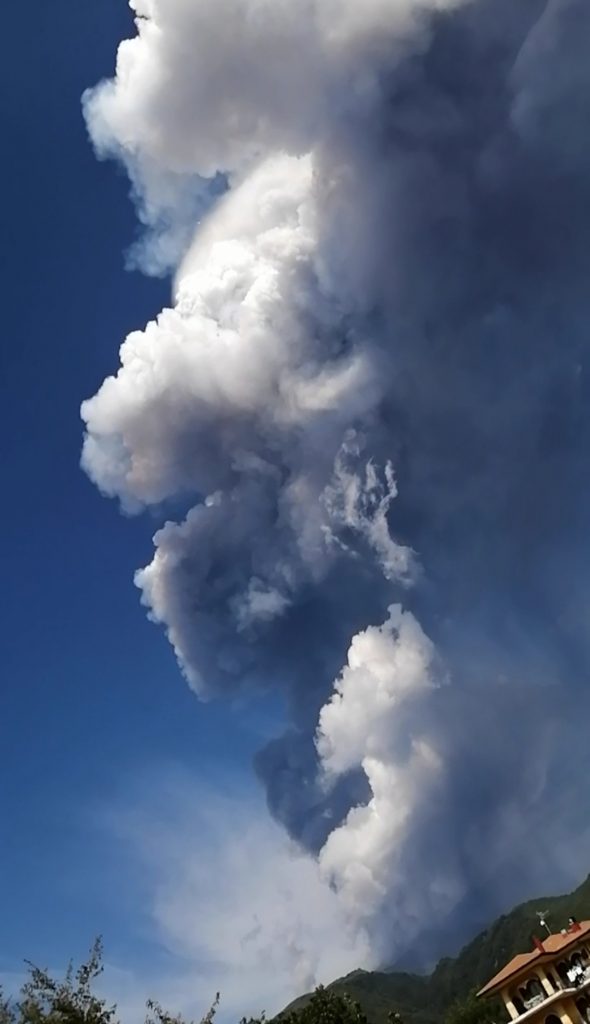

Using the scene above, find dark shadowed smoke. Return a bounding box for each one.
[260,0,590,953]
[83,0,590,966]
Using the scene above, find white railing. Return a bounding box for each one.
[523,994,544,1010]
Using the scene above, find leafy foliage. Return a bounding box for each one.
[0,993,14,1024]
[277,988,369,1024]
[146,995,220,1024]
[443,991,498,1024]
[0,945,219,1024]
[1,940,116,1024]
[242,987,373,1024]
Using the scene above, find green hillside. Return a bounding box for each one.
[285,873,590,1024]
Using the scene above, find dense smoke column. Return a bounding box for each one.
[82,0,590,965]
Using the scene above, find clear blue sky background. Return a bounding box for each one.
[0,0,273,984]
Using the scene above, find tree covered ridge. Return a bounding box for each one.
[288,872,590,1024]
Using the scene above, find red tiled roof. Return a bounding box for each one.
[477,921,590,997]
[542,923,590,953]
[478,952,540,997]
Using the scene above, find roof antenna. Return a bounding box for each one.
[536,910,551,936]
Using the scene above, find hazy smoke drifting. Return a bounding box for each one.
[82,0,590,965]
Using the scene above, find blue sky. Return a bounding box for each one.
[0,0,291,1007]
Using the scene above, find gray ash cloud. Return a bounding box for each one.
[82,0,590,964]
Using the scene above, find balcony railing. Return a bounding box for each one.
[522,994,544,1010]
[510,963,590,1019]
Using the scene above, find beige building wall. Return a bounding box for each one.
[501,987,519,1021]
[557,996,581,1024]
[537,965,557,996]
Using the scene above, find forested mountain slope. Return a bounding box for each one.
[285,874,590,1024]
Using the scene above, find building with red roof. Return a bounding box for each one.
[478,918,590,1023]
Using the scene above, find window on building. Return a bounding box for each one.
[521,977,544,1008]
[557,960,570,986]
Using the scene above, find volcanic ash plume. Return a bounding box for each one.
[82,0,590,964]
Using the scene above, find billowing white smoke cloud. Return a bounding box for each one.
[82,0,590,975]
[316,606,462,951]
[317,607,437,778]
[82,146,407,696]
[81,0,446,956]
[84,0,460,180]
